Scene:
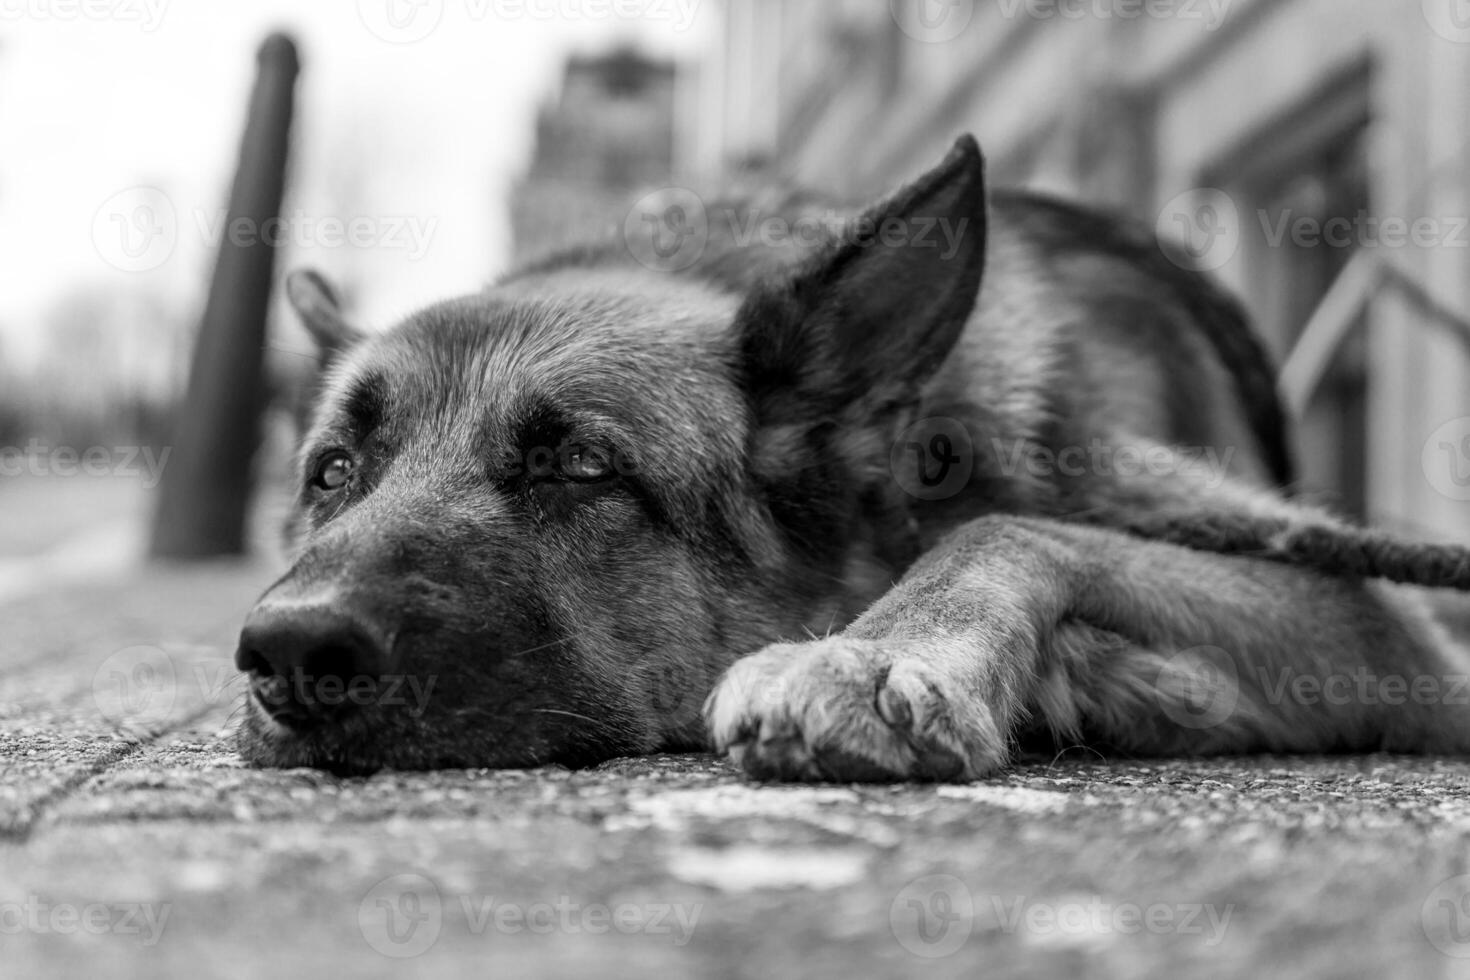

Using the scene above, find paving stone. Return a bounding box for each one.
[5,564,1470,978]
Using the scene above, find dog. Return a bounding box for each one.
[235,135,1470,780]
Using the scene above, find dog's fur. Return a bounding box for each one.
[235,136,1470,780]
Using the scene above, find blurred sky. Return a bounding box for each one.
[0,0,709,363]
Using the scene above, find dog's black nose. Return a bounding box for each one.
[236,605,391,728]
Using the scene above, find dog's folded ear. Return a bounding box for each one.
[285,268,365,363]
[736,134,988,421]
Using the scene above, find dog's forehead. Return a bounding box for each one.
[326,275,746,440]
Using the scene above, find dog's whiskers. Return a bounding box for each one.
[531,707,602,727]
[507,636,574,659]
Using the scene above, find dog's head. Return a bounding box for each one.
[235,137,988,773]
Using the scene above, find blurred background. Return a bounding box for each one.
[2,0,1468,598]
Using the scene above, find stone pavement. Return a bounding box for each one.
[5,561,1470,979]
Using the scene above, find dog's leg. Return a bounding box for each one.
[706,515,1470,781]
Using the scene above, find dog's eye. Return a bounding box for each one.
[313,452,355,491]
[560,445,615,482]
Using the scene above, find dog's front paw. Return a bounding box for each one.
[703,638,1006,782]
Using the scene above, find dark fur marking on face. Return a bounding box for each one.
[341,371,388,436]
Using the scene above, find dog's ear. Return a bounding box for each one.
[736,135,987,422]
[285,268,364,361]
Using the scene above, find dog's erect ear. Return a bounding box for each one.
[285,268,364,359]
[736,135,987,420]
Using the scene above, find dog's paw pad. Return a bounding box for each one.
[813,745,905,783]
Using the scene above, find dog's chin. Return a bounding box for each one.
[233,699,564,776]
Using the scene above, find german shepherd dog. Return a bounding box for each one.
[235,136,1470,780]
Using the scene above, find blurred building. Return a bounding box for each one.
[0,284,186,449]
[511,47,676,259]
[679,0,1470,542]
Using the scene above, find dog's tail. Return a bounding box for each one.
[1000,190,1297,488]
[1140,251,1297,490]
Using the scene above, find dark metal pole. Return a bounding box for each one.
[151,33,299,558]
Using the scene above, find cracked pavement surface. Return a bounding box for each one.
[5,561,1470,979]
